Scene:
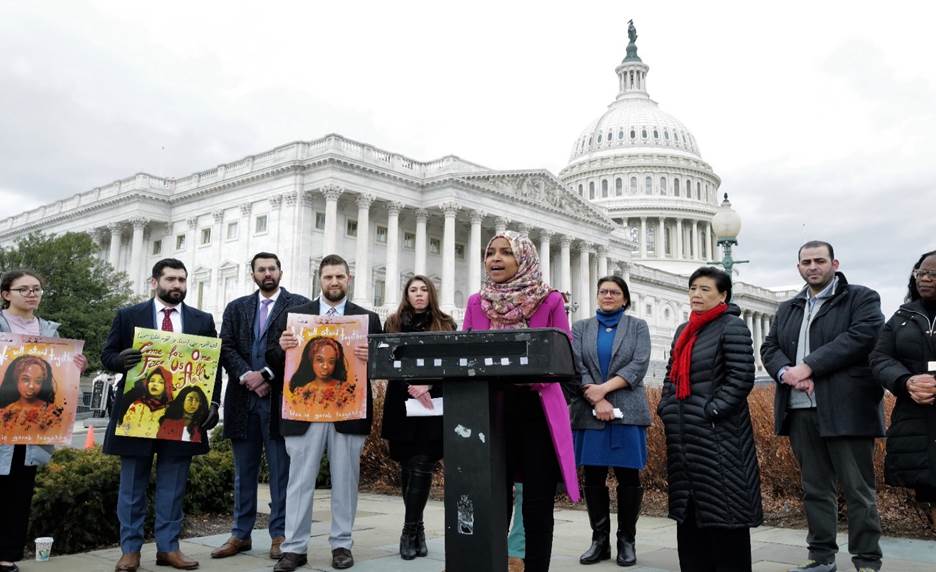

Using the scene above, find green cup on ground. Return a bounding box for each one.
[34,537,54,562]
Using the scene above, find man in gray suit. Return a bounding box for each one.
[266,254,381,571]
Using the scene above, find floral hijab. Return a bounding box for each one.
[479,230,553,329]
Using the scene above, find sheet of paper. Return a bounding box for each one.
[405,397,444,417]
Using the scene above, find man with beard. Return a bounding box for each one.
[265,254,381,571]
[762,241,885,572]
[102,258,222,572]
[213,252,308,561]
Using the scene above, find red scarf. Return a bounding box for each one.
[671,303,728,400]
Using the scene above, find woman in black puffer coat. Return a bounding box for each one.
[658,267,762,572]
[870,250,936,528]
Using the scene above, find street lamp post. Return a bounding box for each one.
[708,193,749,275]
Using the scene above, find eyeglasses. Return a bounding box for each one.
[598,289,624,297]
[9,287,43,296]
[913,269,936,281]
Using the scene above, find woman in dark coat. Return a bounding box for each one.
[571,275,651,567]
[380,275,456,560]
[871,249,936,528]
[658,267,762,572]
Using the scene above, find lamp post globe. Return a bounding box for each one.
[708,193,749,275]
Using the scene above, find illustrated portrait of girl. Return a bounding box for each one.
[0,355,56,411]
[156,385,209,443]
[116,366,174,438]
[289,336,349,392]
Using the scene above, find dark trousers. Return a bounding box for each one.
[676,500,751,572]
[504,390,560,572]
[787,409,882,570]
[583,465,640,487]
[118,454,192,553]
[0,446,37,562]
[231,394,289,539]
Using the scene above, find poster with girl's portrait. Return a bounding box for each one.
[282,313,368,423]
[0,333,85,445]
[114,328,220,443]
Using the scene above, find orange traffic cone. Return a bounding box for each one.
[83,427,96,449]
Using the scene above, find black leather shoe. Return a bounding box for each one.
[331,547,354,569]
[273,552,308,572]
[0,563,19,572]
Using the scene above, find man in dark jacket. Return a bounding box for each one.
[266,254,381,572]
[102,259,222,572]
[761,241,885,572]
[212,253,309,560]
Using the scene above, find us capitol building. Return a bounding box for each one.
[0,29,789,381]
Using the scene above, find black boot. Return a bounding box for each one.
[399,523,418,560]
[403,459,434,557]
[415,521,428,557]
[579,485,612,564]
[615,485,642,567]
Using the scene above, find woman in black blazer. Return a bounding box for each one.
[380,275,456,560]
[570,275,651,567]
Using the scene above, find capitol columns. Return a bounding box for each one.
[107,222,123,271]
[383,202,403,310]
[239,202,253,291]
[320,185,344,257]
[414,209,429,276]
[538,230,553,285]
[516,223,529,239]
[468,210,485,295]
[440,201,461,312]
[752,311,763,368]
[559,234,573,296]
[658,217,666,258]
[692,221,700,260]
[597,245,608,277]
[675,218,684,259]
[129,217,149,293]
[186,217,198,268]
[352,194,375,307]
[639,217,647,258]
[495,216,508,234]
[576,242,594,319]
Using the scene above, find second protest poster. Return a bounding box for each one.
[282,313,368,423]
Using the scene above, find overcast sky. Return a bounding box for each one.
[1,0,933,315]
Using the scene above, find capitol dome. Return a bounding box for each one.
[559,22,722,276]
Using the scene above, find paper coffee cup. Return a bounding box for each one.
[34,537,53,562]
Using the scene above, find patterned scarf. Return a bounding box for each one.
[670,302,728,400]
[479,231,552,329]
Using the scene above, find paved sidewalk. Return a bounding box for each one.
[19,490,936,571]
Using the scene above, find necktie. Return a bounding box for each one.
[258,299,273,333]
[326,307,338,316]
[161,308,175,332]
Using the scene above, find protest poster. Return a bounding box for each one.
[281,313,368,423]
[114,327,220,443]
[0,333,85,445]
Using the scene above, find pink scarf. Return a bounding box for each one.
[479,231,552,329]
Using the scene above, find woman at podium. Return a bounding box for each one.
[462,231,579,572]
[570,275,651,567]
[381,275,457,560]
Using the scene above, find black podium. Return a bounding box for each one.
[369,328,575,572]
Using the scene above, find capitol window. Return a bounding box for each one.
[697,182,702,200]
[630,129,636,139]
[152,240,162,256]
[601,179,608,197]
[641,129,648,139]
[589,181,595,199]
[403,232,416,249]
[226,221,238,241]
[455,243,465,259]
[578,183,583,196]
[255,214,268,234]
[674,178,680,197]
[660,177,667,195]
[618,130,624,140]
[429,237,441,255]
[615,178,623,196]
[597,133,602,143]
[664,130,670,140]
[346,219,357,237]
[376,225,388,244]
[200,228,211,246]
[630,177,637,194]
[175,234,185,251]
[645,176,652,194]
[315,212,326,230]
[653,129,659,139]
[607,131,613,143]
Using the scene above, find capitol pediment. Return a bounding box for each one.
[453,170,615,229]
